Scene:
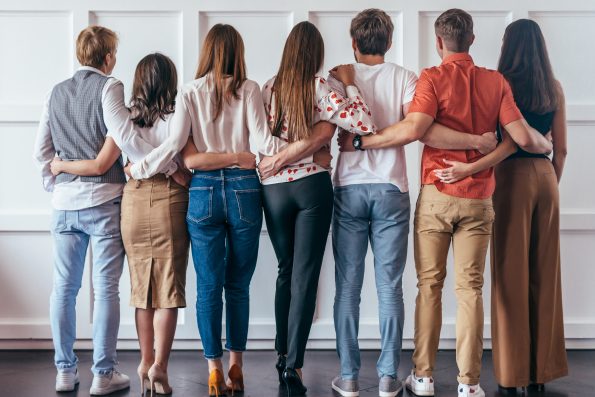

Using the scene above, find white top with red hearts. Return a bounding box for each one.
[261,75,376,185]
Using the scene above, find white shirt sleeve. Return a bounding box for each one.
[129,91,192,180]
[402,70,418,105]
[246,82,287,156]
[32,91,56,192]
[102,78,178,177]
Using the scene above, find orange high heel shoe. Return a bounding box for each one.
[226,364,244,395]
[208,368,227,397]
[137,362,152,397]
[148,363,172,396]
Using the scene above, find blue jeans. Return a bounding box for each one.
[332,183,410,380]
[50,197,125,375]
[187,169,262,359]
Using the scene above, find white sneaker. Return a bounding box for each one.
[90,370,130,395]
[405,369,434,396]
[56,369,79,392]
[458,383,485,397]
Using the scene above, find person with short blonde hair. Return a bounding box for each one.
[76,26,119,68]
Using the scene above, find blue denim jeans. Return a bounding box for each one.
[187,169,262,359]
[332,183,410,380]
[50,197,125,375]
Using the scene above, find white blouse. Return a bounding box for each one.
[129,75,287,180]
[261,75,377,185]
[123,114,183,168]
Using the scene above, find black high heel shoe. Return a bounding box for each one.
[275,355,286,385]
[282,368,307,396]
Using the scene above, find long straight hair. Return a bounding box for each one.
[195,24,247,120]
[272,21,325,142]
[129,53,177,128]
[497,19,558,114]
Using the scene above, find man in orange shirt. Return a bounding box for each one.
[338,9,552,397]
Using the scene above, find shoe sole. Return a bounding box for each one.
[331,383,359,397]
[90,383,130,396]
[405,383,434,397]
[379,384,403,397]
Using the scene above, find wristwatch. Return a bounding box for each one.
[353,134,365,151]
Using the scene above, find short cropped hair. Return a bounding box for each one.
[434,9,474,52]
[350,9,394,56]
[76,26,118,68]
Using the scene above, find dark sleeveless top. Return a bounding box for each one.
[498,109,555,159]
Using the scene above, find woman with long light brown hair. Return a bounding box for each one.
[50,52,190,396]
[258,21,376,396]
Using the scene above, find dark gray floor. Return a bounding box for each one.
[0,350,592,397]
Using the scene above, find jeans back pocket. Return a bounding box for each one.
[187,186,214,224]
[234,188,262,225]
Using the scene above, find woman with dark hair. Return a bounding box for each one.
[50,52,190,396]
[259,21,376,396]
[433,19,568,393]
[491,18,568,393]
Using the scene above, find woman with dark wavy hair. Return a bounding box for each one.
[50,52,189,396]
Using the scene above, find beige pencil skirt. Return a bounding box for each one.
[121,174,189,309]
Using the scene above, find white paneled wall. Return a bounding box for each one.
[0,0,594,350]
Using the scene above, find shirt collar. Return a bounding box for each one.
[441,52,474,65]
[77,65,107,76]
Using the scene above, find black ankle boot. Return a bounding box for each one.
[282,368,307,396]
[526,383,545,392]
[275,355,286,385]
[498,384,517,394]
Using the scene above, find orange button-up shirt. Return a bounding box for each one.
[409,53,522,199]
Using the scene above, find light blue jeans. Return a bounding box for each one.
[332,183,410,380]
[50,197,125,375]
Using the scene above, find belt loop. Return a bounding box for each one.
[167,176,171,188]
[135,180,141,189]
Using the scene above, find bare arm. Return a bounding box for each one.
[503,118,552,154]
[421,124,497,154]
[434,131,518,183]
[551,84,567,182]
[50,137,121,176]
[338,112,433,151]
[258,121,335,179]
[182,138,256,171]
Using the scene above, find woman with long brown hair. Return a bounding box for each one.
[491,19,568,393]
[259,21,376,396]
[50,53,190,396]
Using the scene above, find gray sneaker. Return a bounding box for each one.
[331,376,359,397]
[379,376,403,397]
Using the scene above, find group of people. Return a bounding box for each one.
[33,7,568,397]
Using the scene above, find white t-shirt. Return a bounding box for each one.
[328,62,417,192]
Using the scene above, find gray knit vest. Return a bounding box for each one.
[49,69,126,184]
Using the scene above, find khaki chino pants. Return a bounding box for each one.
[412,184,494,385]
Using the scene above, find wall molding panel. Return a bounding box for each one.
[1,0,594,350]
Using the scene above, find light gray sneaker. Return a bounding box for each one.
[90,370,130,395]
[56,368,79,392]
[332,376,359,397]
[379,376,403,397]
